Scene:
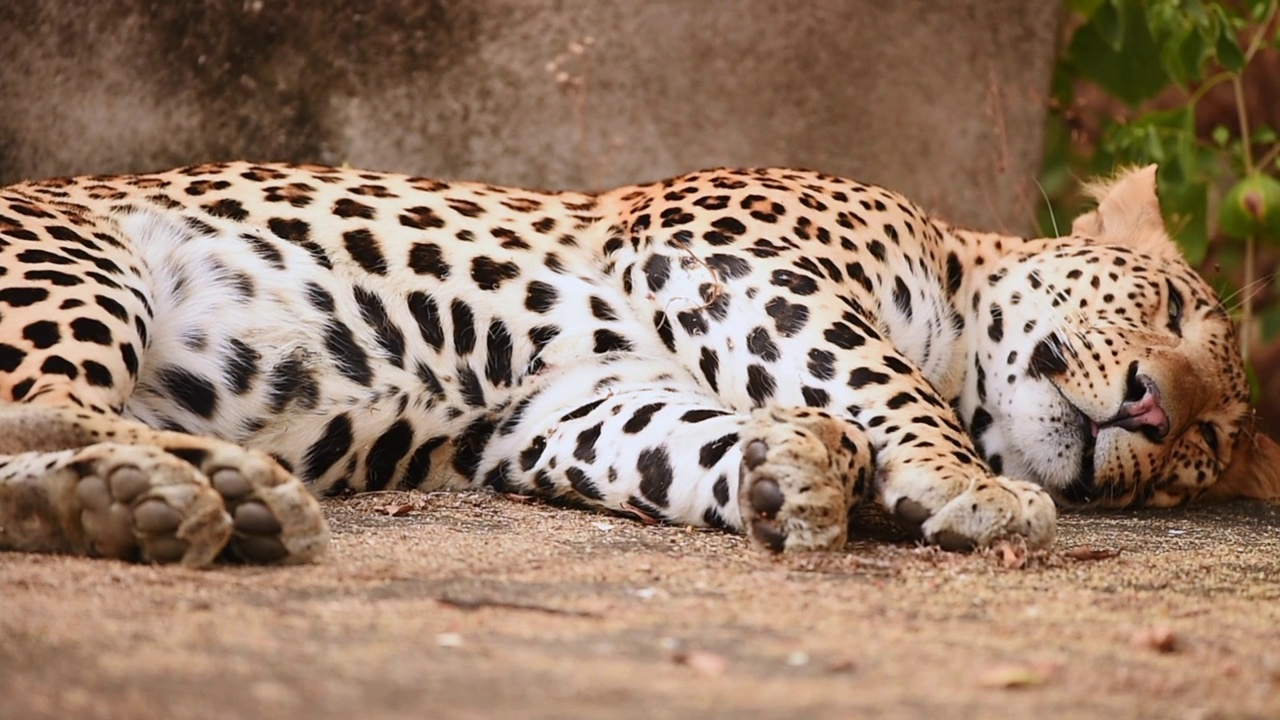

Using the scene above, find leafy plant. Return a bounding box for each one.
[1041,0,1280,362]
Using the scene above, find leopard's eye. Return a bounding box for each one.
[1166,279,1184,336]
[1200,422,1219,455]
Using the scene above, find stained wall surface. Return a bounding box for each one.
[0,1,1059,232]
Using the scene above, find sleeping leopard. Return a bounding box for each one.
[0,162,1276,565]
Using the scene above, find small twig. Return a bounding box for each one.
[436,596,601,618]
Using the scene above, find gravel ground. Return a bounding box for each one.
[2,492,1278,720]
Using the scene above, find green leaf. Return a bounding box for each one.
[1213,125,1232,146]
[1252,124,1278,145]
[1215,11,1247,72]
[1066,2,1170,105]
[1093,0,1126,51]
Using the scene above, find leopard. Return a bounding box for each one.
[0,161,1276,566]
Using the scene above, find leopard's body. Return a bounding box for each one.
[0,161,1274,565]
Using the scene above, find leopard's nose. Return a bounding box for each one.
[1110,365,1170,441]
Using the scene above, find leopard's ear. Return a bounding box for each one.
[1070,165,1181,259]
[1204,425,1280,501]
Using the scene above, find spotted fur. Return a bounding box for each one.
[0,162,1275,565]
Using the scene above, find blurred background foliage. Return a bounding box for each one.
[1039,0,1280,431]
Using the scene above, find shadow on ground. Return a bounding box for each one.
[2,493,1278,719]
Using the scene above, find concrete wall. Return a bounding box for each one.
[0,1,1060,233]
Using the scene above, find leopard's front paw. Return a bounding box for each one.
[917,476,1057,551]
[69,443,232,565]
[191,444,329,564]
[738,408,872,553]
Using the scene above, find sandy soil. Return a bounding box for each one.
[2,492,1278,720]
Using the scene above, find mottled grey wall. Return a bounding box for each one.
[0,1,1060,233]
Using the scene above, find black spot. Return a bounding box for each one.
[268,218,330,269]
[23,269,81,286]
[705,254,752,279]
[224,338,261,395]
[302,414,354,482]
[482,460,513,492]
[485,319,514,387]
[677,310,708,336]
[746,364,776,405]
[82,360,113,387]
[637,447,674,507]
[343,229,388,275]
[452,416,497,481]
[801,386,829,407]
[654,311,677,352]
[623,403,664,434]
[807,348,835,380]
[560,398,606,422]
[408,243,450,279]
[747,327,780,361]
[762,294,803,335]
[399,206,447,229]
[848,367,890,388]
[868,239,887,261]
[886,392,916,410]
[366,420,414,491]
[823,322,865,350]
[519,435,547,472]
[93,294,128,322]
[574,422,604,463]
[354,287,406,368]
[892,277,913,320]
[593,329,633,353]
[407,291,445,350]
[1028,335,1068,378]
[699,433,739,469]
[0,287,50,307]
[405,436,449,487]
[458,366,486,407]
[334,198,376,219]
[305,282,336,312]
[323,318,374,386]
[451,300,476,354]
[14,250,74,266]
[987,304,1004,343]
[699,346,720,391]
[157,366,218,419]
[589,296,618,321]
[267,354,320,413]
[681,409,728,423]
[644,254,671,292]
[770,269,818,296]
[471,256,521,291]
[203,199,248,221]
[415,361,445,399]
[40,355,78,378]
[566,466,605,500]
[710,216,747,236]
[525,280,558,313]
[21,321,60,349]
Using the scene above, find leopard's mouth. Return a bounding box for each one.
[1055,402,1098,505]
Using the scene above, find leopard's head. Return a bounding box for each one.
[964,166,1279,508]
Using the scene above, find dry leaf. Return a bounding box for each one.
[673,650,728,676]
[1132,625,1177,653]
[1065,545,1121,561]
[977,663,1052,688]
[996,540,1027,569]
[381,503,415,517]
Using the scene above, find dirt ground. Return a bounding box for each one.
[2,492,1278,720]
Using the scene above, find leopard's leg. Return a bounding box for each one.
[627,245,1057,551]
[0,202,325,564]
[475,355,873,551]
[0,404,328,564]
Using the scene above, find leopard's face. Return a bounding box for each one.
[970,240,1250,508]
